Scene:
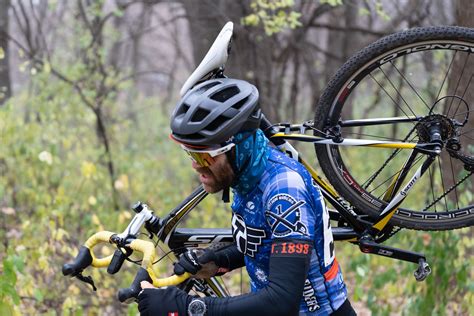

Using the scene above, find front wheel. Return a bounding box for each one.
[315,26,474,230]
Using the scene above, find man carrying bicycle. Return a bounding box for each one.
[138,78,356,315]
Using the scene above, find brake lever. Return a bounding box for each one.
[76,272,97,291]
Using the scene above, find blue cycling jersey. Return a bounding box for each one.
[231,147,348,315]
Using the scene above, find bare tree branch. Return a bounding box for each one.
[309,22,389,37]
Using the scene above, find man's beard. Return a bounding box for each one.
[196,162,235,193]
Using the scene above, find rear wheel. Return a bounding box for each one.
[315,26,474,230]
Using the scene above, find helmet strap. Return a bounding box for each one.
[221,187,230,203]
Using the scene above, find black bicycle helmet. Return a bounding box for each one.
[170,78,261,147]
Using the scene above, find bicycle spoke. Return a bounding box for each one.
[447,53,471,115]
[451,109,473,118]
[449,155,461,210]
[459,131,474,140]
[389,59,431,111]
[369,155,424,197]
[370,72,418,121]
[435,50,457,101]
[428,166,437,212]
[361,130,418,189]
[452,73,473,118]
[436,157,449,212]
[422,171,473,212]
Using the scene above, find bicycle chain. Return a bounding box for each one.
[375,225,403,243]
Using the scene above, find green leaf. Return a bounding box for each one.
[356,266,366,277]
[319,0,343,6]
[34,288,44,303]
[0,299,16,315]
[12,256,25,274]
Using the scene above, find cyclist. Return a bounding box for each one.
[138,78,356,315]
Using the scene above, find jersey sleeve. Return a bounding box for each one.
[263,169,317,241]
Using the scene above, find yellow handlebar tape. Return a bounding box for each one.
[150,271,191,287]
[128,239,156,268]
[82,231,191,287]
[84,231,114,268]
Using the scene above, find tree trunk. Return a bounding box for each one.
[180,0,279,122]
[324,0,362,121]
[0,0,11,106]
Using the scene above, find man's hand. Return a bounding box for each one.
[174,248,219,279]
[138,281,190,316]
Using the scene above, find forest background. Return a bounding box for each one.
[0,0,473,315]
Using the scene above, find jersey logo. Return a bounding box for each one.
[303,279,320,312]
[266,194,308,237]
[231,214,266,257]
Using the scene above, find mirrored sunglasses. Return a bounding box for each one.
[181,143,235,167]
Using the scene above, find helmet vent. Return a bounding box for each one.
[176,103,190,116]
[231,96,248,110]
[210,86,240,102]
[206,116,228,131]
[191,108,211,122]
[196,81,220,93]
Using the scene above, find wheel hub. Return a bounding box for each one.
[415,114,456,144]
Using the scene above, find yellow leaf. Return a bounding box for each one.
[88,195,97,206]
[15,245,26,252]
[61,245,70,254]
[118,210,132,225]
[43,62,51,74]
[38,256,49,270]
[22,220,31,229]
[19,60,29,73]
[81,161,97,179]
[62,296,78,311]
[54,228,69,241]
[91,214,101,226]
[0,47,4,59]
[114,174,129,190]
[68,284,81,295]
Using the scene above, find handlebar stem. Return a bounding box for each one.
[117,204,155,239]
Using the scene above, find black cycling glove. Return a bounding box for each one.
[174,249,204,275]
[137,286,190,316]
[174,245,245,276]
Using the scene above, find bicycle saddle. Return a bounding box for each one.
[179,21,233,97]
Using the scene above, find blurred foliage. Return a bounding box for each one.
[0,64,232,314]
[320,0,343,6]
[0,1,472,315]
[242,0,302,35]
[338,228,473,315]
[0,2,228,313]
